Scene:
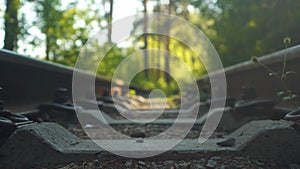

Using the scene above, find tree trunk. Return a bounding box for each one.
[180,0,189,20]
[164,0,172,84]
[4,0,20,51]
[143,0,149,78]
[156,0,161,79]
[45,35,50,60]
[43,0,51,61]
[157,34,161,79]
[107,0,113,44]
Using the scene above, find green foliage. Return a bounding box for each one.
[97,44,129,77]
[129,89,136,96]
[206,0,300,66]
[130,69,180,96]
[24,0,102,65]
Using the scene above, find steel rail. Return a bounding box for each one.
[197,45,300,105]
[0,49,148,112]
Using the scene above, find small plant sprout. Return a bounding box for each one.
[251,37,298,107]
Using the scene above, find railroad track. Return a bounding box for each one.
[0,48,300,168]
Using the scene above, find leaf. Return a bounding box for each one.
[282,96,292,102]
[292,95,298,99]
[285,71,296,76]
[251,56,258,63]
[283,37,291,45]
[277,91,285,97]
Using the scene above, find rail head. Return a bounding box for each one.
[197,44,300,81]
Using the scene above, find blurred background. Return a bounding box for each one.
[1,0,300,95]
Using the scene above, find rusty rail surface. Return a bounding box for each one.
[0,49,148,112]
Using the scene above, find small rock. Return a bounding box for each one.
[138,161,146,166]
[200,158,206,163]
[163,160,174,166]
[173,163,179,168]
[210,156,222,161]
[217,137,236,147]
[178,161,189,168]
[136,138,144,143]
[206,159,217,168]
[93,159,100,166]
[151,162,158,169]
[149,162,158,169]
[289,164,300,169]
[252,159,264,166]
[138,166,147,169]
[226,164,238,169]
[133,161,139,168]
[220,165,226,169]
[125,161,132,167]
[187,163,205,169]
[234,157,244,160]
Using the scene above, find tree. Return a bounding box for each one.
[25,0,103,65]
[107,0,113,44]
[27,0,63,60]
[3,0,20,51]
[164,0,172,84]
[209,0,300,66]
[142,0,149,78]
[153,1,162,79]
